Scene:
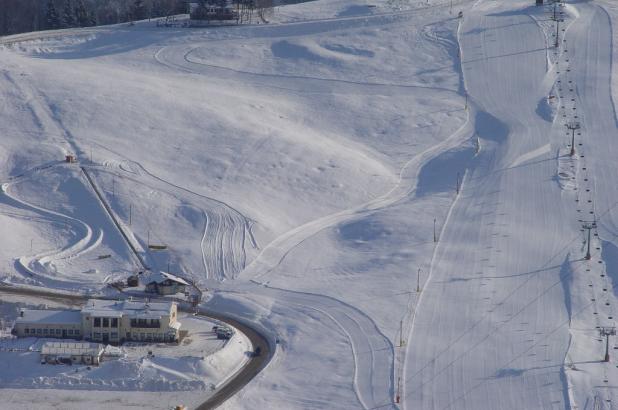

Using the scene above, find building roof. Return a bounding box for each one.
[82,299,174,319]
[16,309,81,325]
[41,341,103,356]
[146,271,190,286]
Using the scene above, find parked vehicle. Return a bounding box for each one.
[216,327,233,340]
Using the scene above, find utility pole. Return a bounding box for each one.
[399,320,405,347]
[417,268,421,293]
[129,204,132,226]
[566,121,580,157]
[433,218,437,243]
[147,230,150,247]
[582,221,596,260]
[599,327,616,362]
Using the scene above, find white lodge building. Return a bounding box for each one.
[14,299,181,344]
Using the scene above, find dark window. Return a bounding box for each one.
[102,318,109,328]
[138,319,147,327]
[111,318,118,327]
[56,329,61,335]
[37,328,42,334]
[74,330,80,336]
[68,329,74,335]
[150,319,160,328]
[94,317,101,327]
[24,328,29,334]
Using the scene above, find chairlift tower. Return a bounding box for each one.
[566,121,580,157]
[551,15,564,48]
[582,220,596,260]
[599,327,616,362]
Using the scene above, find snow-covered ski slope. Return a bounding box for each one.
[3,0,618,408]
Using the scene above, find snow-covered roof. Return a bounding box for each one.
[16,309,81,325]
[82,299,174,318]
[146,271,190,286]
[41,341,103,357]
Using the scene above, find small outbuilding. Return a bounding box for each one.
[41,341,104,365]
[145,271,189,296]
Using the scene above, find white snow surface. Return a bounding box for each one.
[2,0,618,408]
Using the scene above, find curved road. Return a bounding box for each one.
[0,284,272,410]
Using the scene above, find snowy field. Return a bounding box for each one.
[2,0,618,408]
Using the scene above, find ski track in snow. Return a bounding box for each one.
[402,0,618,409]
[0,179,99,286]
[85,157,249,282]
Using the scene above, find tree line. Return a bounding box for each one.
[0,0,186,36]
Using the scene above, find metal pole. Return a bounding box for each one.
[147,230,150,247]
[555,19,560,48]
[586,226,592,260]
[456,172,460,194]
[417,268,421,292]
[433,218,437,243]
[566,122,580,156]
[605,333,610,362]
[129,204,132,226]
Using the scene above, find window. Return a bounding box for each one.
[93,332,101,340]
[37,328,42,334]
[68,329,74,335]
[94,317,101,327]
[150,319,160,328]
[56,329,61,335]
[140,333,145,340]
[43,328,49,334]
[74,330,80,336]
[102,318,109,328]
[111,332,118,339]
[111,318,118,327]
[138,319,147,327]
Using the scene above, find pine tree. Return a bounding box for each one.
[61,0,75,28]
[131,0,147,21]
[74,0,90,27]
[45,0,61,30]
